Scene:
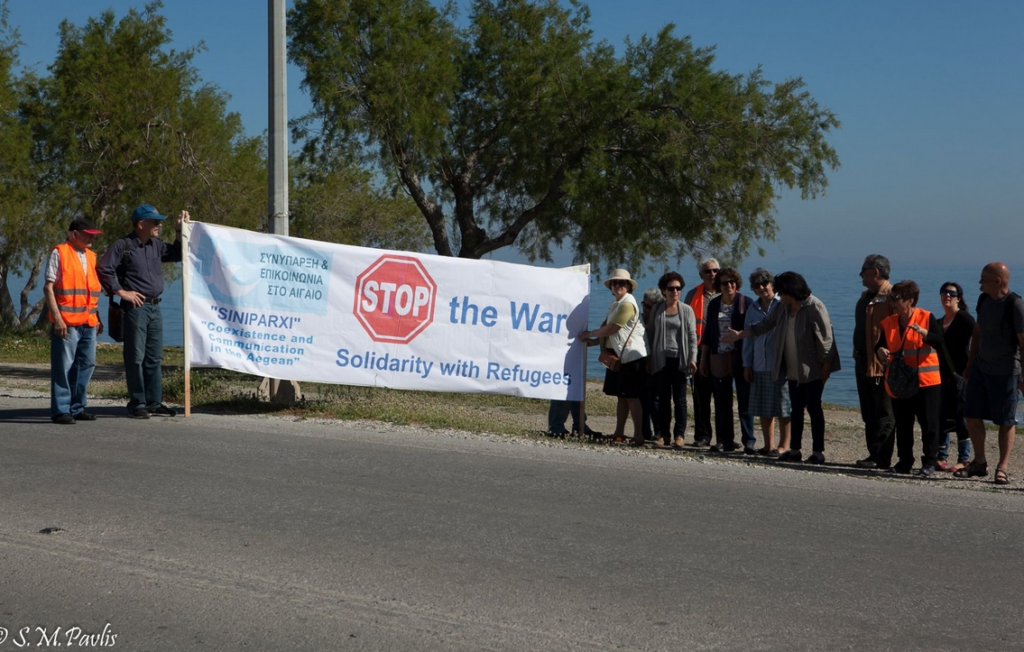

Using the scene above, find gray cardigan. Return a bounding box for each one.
[645,302,698,375]
[748,294,842,383]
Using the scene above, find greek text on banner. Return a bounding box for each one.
[186,223,590,401]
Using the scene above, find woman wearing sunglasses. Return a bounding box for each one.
[698,267,755,453]
[742,268,791,456]
[875,280,944,476]
[935,282,975,472]
[577,269,647,446]
[645,271,698,449]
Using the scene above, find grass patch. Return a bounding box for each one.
[0,330,183,366]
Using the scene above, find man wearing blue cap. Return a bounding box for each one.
[98,204,191,419]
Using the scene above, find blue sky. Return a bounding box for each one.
[7,0,1023,267]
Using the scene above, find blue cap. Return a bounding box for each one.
[131,204,168,222]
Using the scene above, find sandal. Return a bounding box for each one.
[995,468,1011,486]
[952,461,988,479]
[934,460,951,472]
[757,447,780,458]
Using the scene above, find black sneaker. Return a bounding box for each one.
[52,413,75,425]
[778,450,802,462]
[804,452,826,465]
[855,457,878,469]
[148,404,177,417]
[743,446,757,455]
[73,411,97,421]
[129,407,151,419]
[915,465,936,478]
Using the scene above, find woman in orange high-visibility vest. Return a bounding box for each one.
[875,280,944,476]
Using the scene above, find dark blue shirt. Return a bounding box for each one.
[97,233,182,299]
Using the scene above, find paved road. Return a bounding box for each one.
[2,392,1023,651]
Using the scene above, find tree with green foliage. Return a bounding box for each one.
[1,2,267,332]
[289,0,840,270]
[26,1,266,232]
[290,160,431,251]
[0,0,48,330]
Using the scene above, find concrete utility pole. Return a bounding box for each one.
[259,0,303,404]
[268,0,289,238]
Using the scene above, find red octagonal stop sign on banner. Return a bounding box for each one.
[354,255,437,344]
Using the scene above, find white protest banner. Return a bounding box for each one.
[186,223,590,400]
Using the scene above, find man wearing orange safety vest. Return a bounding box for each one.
[874,280,943,476]
[682,258,720,447]
[44,217,104,424]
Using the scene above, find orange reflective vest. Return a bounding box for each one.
[689,289,708,341]
[49,242,101,327]
[881,308,940,397]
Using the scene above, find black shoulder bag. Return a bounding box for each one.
[886,323,919,400]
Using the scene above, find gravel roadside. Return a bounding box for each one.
[2,363,1021,494]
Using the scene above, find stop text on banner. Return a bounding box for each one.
[186,223,590,400]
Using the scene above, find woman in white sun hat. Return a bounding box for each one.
[577,269,648,445]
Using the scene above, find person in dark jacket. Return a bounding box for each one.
[934,281,974,472]
[98,204,190,419]
[698,267,755,453]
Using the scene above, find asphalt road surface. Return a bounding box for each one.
[2,393,1023,651]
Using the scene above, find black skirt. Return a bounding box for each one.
[603,358,645,398]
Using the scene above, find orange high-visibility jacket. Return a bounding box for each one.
[881,308,940,397]
[689,290,707,342]
[49,243,101,327]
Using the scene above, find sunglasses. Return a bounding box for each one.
[940,289,959,297]
[889,295,910,302]
[702,268,720,275]
[609,280,630,287]
[664,286,683,292]
[752,282,770,289]
[720,280,738,287]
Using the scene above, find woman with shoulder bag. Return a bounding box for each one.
[698,267,755,453]
[875,280,944,476]
[577,269,648,446]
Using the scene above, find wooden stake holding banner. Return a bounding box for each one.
[572,263,592,439]
[577,339,587,439]
[180,220,193,418]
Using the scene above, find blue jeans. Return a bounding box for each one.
[123,302,164,410]
[548,400,585,433]
[51,324,97,417]
[938,432,971,464]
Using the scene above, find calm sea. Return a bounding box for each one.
[10,261,986,409]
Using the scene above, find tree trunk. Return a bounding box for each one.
[0,258,20,331]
